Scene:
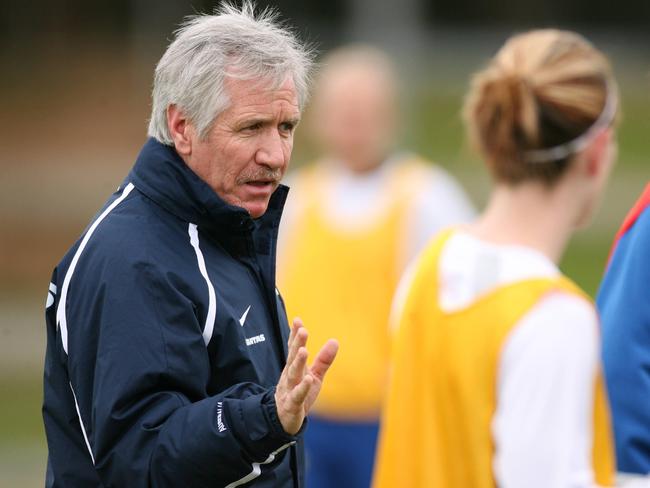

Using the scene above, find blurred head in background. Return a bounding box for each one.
[310,45,399,174]
[463,29,619,229]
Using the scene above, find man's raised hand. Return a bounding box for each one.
[274,318,338,435]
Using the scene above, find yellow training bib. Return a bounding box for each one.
[279,160,427,419]
[373,229,615,487]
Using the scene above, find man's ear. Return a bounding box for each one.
[583,128,612,178]
[167,104,193,157]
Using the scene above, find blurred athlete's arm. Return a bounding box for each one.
[492,293,604,488]
[597,201,650,477]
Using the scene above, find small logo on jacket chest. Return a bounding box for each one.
[245,334,266,346]
[239,305,251,326]
[239,305,266,346]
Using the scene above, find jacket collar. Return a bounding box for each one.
[128,138,288,244]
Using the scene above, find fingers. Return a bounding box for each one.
[287,317,302,349]
[287,317,304,349]
[275,331,314,435]
[289,373,313,407]
[276,324,339,434]
[287,346,308,387]
[309,339,339,381]
[286,322,308,369]
[275,371,314,435]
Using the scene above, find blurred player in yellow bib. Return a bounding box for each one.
[374,30,619,488]
[278,46,474,488]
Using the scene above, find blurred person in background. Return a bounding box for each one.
[278,45,474,488]
[42,4,338,487]
[597,182,650,484]
[374,29,619,488]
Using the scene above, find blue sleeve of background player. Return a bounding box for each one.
[597,207,650,475]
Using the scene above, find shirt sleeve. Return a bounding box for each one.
[492,292,603,488]
[597,207,650,475]
[401,166,475,268]
[64,249,297,487]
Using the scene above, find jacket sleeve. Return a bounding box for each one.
[597,208,650,474]
[64,250,297,487]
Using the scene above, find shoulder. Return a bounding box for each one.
[281,163,322,213]
[528,291,596,331]
[436,233,560,312]
[64,186,192,283]
[395,156,462,189]
[617,204,650,260]
[280,164,318,237]
[503,291,598,370]
[398,156,475,220]
[390,156,449,191]
[598,201,650,308]
[284,163,324,192]
[603,191,650,285]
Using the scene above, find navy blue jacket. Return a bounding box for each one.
[43,138,304,487]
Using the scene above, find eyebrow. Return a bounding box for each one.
[284,116,301,126]
[238,114,301,128]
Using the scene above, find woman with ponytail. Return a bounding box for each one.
[374,29,619,488]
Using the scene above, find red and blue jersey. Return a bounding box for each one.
[597,183,650,475]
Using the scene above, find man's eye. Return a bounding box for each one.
[279,122,295,133]
[245,122,262,131]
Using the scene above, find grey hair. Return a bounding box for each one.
[148,1,314,145]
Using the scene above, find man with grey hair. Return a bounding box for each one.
[42,3,337,487]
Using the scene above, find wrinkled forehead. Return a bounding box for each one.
[224,60,302,100]
[221,74,300,119]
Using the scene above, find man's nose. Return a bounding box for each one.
[255,130,287,169]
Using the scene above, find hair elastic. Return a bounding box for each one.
[522,85,617,164]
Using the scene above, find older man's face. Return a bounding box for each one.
[186,76,300,218]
